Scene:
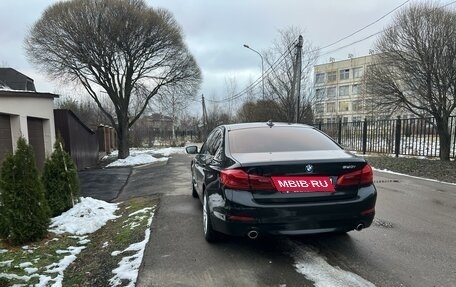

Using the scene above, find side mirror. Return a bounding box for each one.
[186,145,198,154]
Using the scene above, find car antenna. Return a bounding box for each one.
[266,120,274,128]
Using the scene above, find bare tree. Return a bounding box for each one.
[25,0,201,159]
[56,93,112,130]
[236,99,283,122]
[206,104,231,133]
[365,2,456,161]
[155,86,197,143]
[264,27,318,123]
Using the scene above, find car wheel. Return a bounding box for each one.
[203,192,218,242]
[192,182,198,198]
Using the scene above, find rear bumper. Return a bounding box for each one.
[208,185,377,237]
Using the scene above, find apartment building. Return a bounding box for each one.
[313,54,376,124]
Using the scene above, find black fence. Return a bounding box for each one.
[315,116,456,159]
[54,109,99,170]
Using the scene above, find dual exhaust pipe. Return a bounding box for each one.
[247,224,364,239]
[355,223,365,231]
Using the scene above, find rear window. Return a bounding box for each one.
[228,126,340,153]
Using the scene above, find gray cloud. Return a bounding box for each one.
[1,0,429,102]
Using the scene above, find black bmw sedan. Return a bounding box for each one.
[186,122,376,242]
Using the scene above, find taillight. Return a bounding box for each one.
[220,169,275,191]
[336,164,373,187]
[220,169,250,190]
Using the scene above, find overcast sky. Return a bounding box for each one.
[0,0,441,112]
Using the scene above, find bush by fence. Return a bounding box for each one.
[315,116,456,159]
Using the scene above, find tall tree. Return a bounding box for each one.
[264,27,318,123]
[237,99,284,122]
[25,0,201,159]
[154,86,197,143]
[365,2,456,161]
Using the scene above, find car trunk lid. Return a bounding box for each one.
[225,150,371,203]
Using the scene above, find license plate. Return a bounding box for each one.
[271,176,335,193]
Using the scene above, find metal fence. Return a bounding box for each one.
[315,116,456,159]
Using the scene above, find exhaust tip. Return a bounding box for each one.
[247,230,259,240]
[355,223,364,231]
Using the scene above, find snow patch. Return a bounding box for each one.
[19,262,33,268]
[289,241,375,287]
[0,249,8,254]
[24,267,38,274]
[50,197,119,235]
[107,154,168,167]
[109,211,155,287]
[0,260,13,267]
[129,207,153,217]
[152,147,186,157]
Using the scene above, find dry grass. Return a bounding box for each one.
[364,155,456,183]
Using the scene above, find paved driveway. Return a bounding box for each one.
[79,154,456,287]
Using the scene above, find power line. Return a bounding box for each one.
[208,1,411,104]
[207,0,456,104]
[207,39,298,103]
[317,0,411,52]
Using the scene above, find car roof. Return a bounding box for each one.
[222,122,314,131]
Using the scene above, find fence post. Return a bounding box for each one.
[318,121,322,130]
[362,119,368,155]
[337,118,342,144]
[394,116,402,158]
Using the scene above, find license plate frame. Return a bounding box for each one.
[271,176,335,193]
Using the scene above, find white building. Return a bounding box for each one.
[0,69,58,169]
[313,54,376,124]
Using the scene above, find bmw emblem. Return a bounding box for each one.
[305,164,314,173]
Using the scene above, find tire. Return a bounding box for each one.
[192,183,198,198]
[203,192,218,242]
[191,171,198,198]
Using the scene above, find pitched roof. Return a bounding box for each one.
[0,68,36,91]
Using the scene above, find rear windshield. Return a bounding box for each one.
[228,126,340,153]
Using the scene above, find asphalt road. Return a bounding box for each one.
[81,154,456,287]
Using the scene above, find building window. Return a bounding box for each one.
[339,85,349,97]
[352,100,363,111]
[315,73,325,84]
[352,116,362,122]
[353,67,364,78]
[326,87,336,99]
[339,69,350,80]
[316,88,326,99]
[315,103,324,114]
[339,101,350,112]
[352,84,360,95]
[326,102,336,113]
[327,71,337,82]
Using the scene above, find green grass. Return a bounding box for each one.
[0,196,159,286]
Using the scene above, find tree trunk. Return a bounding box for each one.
[436,117,451,161]
[117,121,130,159]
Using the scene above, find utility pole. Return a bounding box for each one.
[201,94,208,139]
[291,35,303,123]
[295,35,303,123]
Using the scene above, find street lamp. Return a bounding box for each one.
[243,44,264,100]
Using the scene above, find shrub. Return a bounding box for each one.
[0,137,50,245]
[42,137,80,217]
[0,186,7,238]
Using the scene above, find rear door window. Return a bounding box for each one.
[228,126,340,153]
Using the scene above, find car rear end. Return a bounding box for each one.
[208,124,377,238]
